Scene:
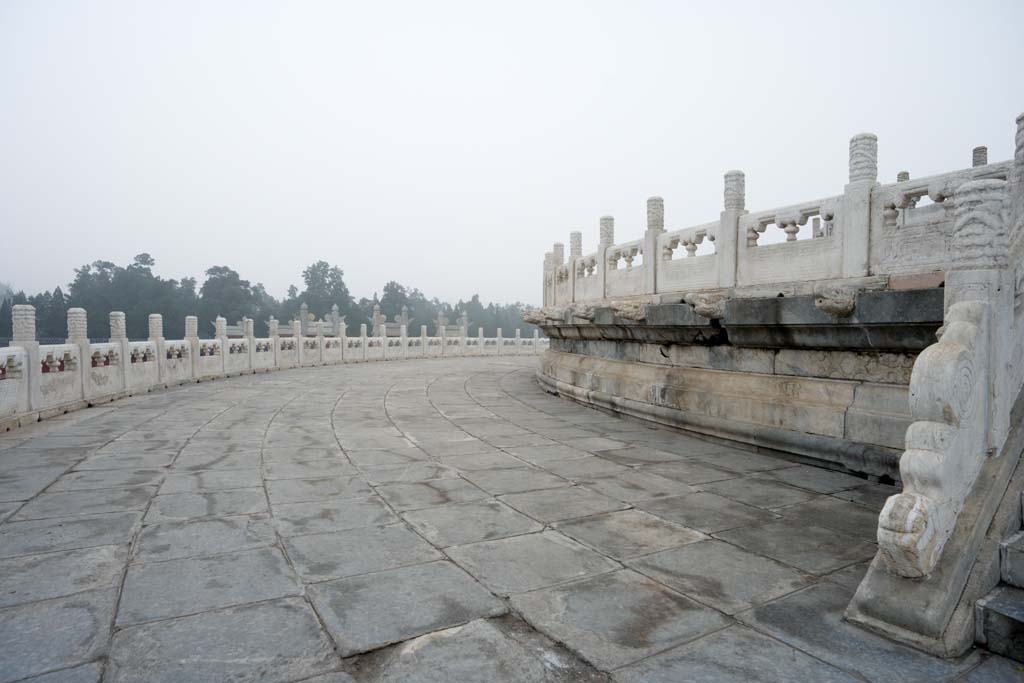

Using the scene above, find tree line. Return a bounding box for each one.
[0,254,537,341]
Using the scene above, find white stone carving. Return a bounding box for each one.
[683,292,728,319]
[66,308,88,342]
[109,312,127,340]
[813,284,857,317]
[12,305,35,341]
[612,301,647,321]
[724,170,745,212]
[878,300,987,577]
[849,133,878,184]
[647,197,664,232]
[148,314,163,340]
[599,216,614,249]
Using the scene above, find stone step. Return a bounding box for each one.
[1003,532,1024,589]
[976,585,1024,661]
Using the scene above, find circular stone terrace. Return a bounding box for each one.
[0,355,992,682]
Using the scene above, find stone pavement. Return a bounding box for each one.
[0,356,1018,682]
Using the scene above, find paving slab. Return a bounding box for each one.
[263,459,358,480]
[738,582,980,682]
[106,598,339,683]
[267,475,373,504]
[133,514,276,562]
[118,546,301,625]
[171,451,261,471]
[715,519,877,575]
[352,617,606,683]
[500,486,628,522]
[376,478,489,511]
[691,449,798,473]
[13,486,156,520]
[641,460,740,484]
[271,496,398,536]
[0,589,117,683]
[577,470,695,502]
[698,476,819,510]
[49,468,165,492]
[512,569,728,669]
[553,509,706,560]
[0,544,126,608]
[636,492,778,533]
[832,482,901,510]
[628,539,812,614]
[461,467,570,495]
[447,531,620,595]
[345,448,427,468]
[764,464,867,493]
[779,496,882,542]
[361,462,457,485]
[540,455,631,479]
[74,452,177,470]
[144,488,268,523]
[593,446,685,466]
[613,625,861,683]
[307,560,507,656]
[283,523,442,582]
[959,655,1024,682]
[0,511,142,559]
[22,662,104,683]
[506,444,592,465]
[0,465,80,502]
[159,468,263,493]
[440,451,530,470]
[402,499,543,547]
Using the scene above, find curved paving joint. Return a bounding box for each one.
[0,357,1002,682]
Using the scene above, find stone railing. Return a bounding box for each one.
[0,307,547,431]
[846,115,1024,656]
[533,112,1024,656]
[540,133,1015,307]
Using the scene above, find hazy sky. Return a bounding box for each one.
[2,1,1022,306]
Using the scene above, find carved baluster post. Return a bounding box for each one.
[972,146,988,167]
[315,320,325,365]
[543,251,552,307]
[13,305,40,411]
[358,323,367,361]
[299,302,309,336]
[569,231,582,303]
[644,196,664,294]
[420,324,428,359]
[496,328,503,356]
[293,319,303,366]
[267,316,279,369]
[514,328,521,355]
[533,329,540,354]
[110,311,129,394]
[1011,113,1024,247]
[150,314,167,384]
[214,316,228,376]
[184,315,199,380]
[400,323,408,360]
[552,242,565,306]
[716,170,745,288]
[478,326,484,354]
[243,317,255,372]
[840,133,877,277]
[65,308,89,401]
[599,215,614,301]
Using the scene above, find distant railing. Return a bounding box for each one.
[0,307,547,431]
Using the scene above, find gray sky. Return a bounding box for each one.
[2,1,1022,306]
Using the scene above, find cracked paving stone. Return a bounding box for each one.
[271,496,398,536]
[283,523,443,582]
[144,488,269,523]
[361,462,457,485]
[512,569,729,670]
[106,597,340,683]
[447,531,620,595]
[460,467,570,495]
[715,519,877,575]
[499,487,628,523]
[49,468,166,491]
[613,625,861,683]
[635,492,777,533]
[118,546,301,625]
[22,661,104,683]
[353,617,609,683]
[698,476,819,510]
[267,475,373,505]
[553,509,706,560]
[0,589,117,683]
[0,544,127,608]
[307,560,507,656]
[0,511,142,559]
[12,486,156,520]
[402,499,543,547]
[159,468,263,493]
[628,539,812,614]
[737,582,981,682]
[133,514,275,562]
[375,478,489,511]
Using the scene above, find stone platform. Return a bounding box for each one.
[0,356,1016,682]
